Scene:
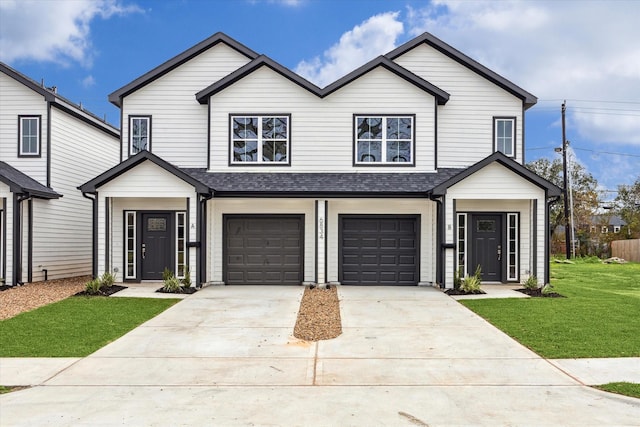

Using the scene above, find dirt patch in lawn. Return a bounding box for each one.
[294,286,342,341]
[0,276,91,320]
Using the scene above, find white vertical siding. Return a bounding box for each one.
[0,73,48,184]
[326,199,437,284]
[121,43,251,167]
[209,67,436,172]
[207,198,316,284]
[394,44,524,167]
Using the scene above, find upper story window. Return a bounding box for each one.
[19,115,41,157]
[231,115,290,165]
[355,115,414,165]
[494,117,515,157]
[129,116,151,155]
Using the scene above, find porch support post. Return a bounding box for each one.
[315,199,327,287]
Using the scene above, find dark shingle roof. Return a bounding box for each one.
[183,169,462,196]
[0,161,61,199]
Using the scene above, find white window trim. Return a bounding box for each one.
[613,225,621,233]
[125,211,136,279]
[457,213,467,276]
[507,213,519,281]
[129,116,150,155]
[19,116,40,156]
[354,115,414,165]
[230,115,290,164]
[175,212,186,279]
[601,226,608,234]
[494,117,515,157]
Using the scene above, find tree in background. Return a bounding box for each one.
[614,176,640,238]
[526,157,600,256]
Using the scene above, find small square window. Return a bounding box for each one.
[494,117,515,157]
[19,116,40,156]
[601,226,608,234]
[613,225,621,233]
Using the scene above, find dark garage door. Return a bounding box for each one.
[340,215,419,285]
[225,215,303,285]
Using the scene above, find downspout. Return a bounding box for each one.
[428,192,445,288]
[82,192,98,279]
[546,195,561,285]
[198,192,213,288]
[13,193,30,286]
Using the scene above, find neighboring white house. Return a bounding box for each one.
[80,32,560,288]
[0,63,120,286]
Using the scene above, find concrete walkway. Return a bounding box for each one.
[1,285,639,426]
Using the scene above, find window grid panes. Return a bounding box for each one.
[457,213,467,276]
[176,212,186,278]
[20,117,39,155]
[232,116,289,163]
[125,212,136,279]
[356,116,413,164]
[131,117,149,154]
[507,213,518,280]
[495,118,514,156]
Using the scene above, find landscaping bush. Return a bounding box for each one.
[461,265,482,293]
[522,275,538,290]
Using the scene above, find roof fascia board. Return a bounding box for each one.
[431,152,561,196]
[109,32,258,107]
[386,32,537,109]
[50,102,119,138]
[0,162,61,199]
[79,151,210,194]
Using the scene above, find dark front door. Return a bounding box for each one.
[340,215,419,285]
[471,214,503,282]
[141,213,173,280]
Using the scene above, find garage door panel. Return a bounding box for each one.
[340,216,419,285]
[225,216,303,285]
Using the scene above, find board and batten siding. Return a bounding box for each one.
[22,108,119,282]
[393,44,525,167]
[326,198,437,284]
[443,162,546,287]
[96,161,199,282]
[0,72,48,184]
[121,43,252,167]
[208,66,436,173]
[207,198,316,284]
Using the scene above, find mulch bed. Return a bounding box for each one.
[0,285,12,292]
[156,286,198,294]
[515,288,565,298]
[74,285,128,297]
[444,289,486,295]
[294,286,342,341]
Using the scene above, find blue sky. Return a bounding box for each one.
[1,0,639,198]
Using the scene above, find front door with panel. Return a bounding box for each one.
[470,214,503,282]
[140,213,173,280]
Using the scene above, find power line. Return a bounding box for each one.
[538,99,640,105]
[572,147,640,158]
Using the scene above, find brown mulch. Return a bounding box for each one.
[0,276,91,320]
[294,286,342,341]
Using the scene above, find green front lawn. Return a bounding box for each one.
[0,297,179,357]
[460,260,640,358]
[595,382,640,399]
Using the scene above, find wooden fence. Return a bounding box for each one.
[611,239,640,262]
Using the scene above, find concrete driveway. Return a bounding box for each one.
[1,286,639,426]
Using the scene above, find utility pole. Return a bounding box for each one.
[561,101,571,259]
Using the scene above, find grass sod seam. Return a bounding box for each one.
[459,261,640,359]
[0,296,180,357]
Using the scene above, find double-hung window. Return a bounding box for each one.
[494,117,515,157]
[19,115,40,156]
[231,115,290,164]
[355,115,414,164]
[129,116,151,155]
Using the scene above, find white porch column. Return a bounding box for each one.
[316,199,327,286]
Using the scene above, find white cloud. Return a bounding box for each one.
[81,74,96,88]
[406,0,640,147]
[295,12,404,87]
[0,0,142,67]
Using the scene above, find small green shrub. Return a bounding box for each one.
[162,268,174,282]
[100,271,116,288]
[162,275,183,293]
[453,267,463,291]
[181,266,192,288]
[522,275,538,290]
[542,283,555,295]
[85,278,103,295]
[461,265,482,293]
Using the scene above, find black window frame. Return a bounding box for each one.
[128,115,152,156]
[493,116,516,158]
[18,115,42,158]
[353,114,416,167]
[228,114,291,166]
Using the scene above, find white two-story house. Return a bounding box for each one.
[1,63,120,286]
[80,32,560,288]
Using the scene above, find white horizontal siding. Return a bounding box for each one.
[98,161,198,198]
[327,198,437,284]
[121,43,251,167]
[394,44,524,167]
[447,163,545,199]
[209,66,436,172]
[0,73,48,184]
[207,198,316,284]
